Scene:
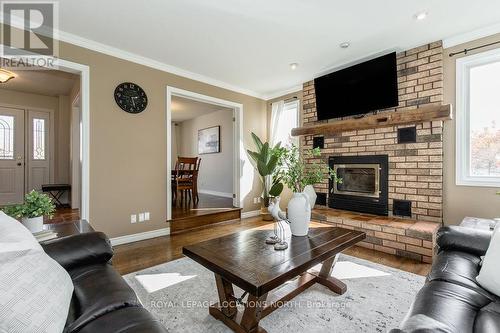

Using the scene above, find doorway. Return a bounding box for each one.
[166,87,243,224]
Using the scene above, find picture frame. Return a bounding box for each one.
[198,125,220,154]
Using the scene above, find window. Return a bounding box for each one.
[456,48,500,187]
[0,115,14,160]
[270,99,299,147]
[33,118,46,160]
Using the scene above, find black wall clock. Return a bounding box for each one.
[114,82,148,114]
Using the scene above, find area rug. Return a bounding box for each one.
[124,254,424,332]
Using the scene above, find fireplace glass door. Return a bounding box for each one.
[333,164,380,198]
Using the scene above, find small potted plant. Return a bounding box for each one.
[2,190,56,233]
[247,133,284,220]
[277,144,341,236]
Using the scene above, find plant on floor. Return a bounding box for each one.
[277,144,341,193]
[2,190,56,219]
[247,132,284,207]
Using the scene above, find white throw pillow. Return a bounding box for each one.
[0,249,74,333]
[0,211,42,253]
[476,225,500,296]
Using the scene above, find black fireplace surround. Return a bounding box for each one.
[329,155,389,215]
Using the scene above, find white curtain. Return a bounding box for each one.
[270,99,299,147]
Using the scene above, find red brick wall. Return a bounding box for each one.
[302,41,444,223]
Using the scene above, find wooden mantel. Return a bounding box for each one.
[292,104,452,137]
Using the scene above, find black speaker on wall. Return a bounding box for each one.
[393,200,412,217]
[313,136,324,149]
[397,126,417,144]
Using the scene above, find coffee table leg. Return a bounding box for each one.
[313,254,347,295]
[214,273,237,317]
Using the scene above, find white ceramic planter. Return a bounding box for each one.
[21,216,44,233]
[287,192,311,236]
[303,185,317,209]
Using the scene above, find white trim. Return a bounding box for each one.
[110,228,170,246]
[166,87,244,220]
[443,22,500,49]
[1,15,264,99]
[241,210,260,219]
[197,189,233,198]
[263,85,303,101]
[456,47,500,188]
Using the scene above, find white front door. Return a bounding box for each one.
[0,107,25,205]
[27,110,51,192]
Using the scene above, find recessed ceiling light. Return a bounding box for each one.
[340,42,350,49]
[290,63,298,70]
[414,11,428,21]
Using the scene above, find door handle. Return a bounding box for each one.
[17,162,22,166]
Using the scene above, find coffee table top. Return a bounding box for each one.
[183,226,365,296]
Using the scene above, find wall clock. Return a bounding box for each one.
[114,82,148,114]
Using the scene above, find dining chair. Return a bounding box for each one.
[172,157,201,205]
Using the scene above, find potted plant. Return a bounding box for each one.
[277,145,341,236]
[247,133,284,220]
[2,190,56,233]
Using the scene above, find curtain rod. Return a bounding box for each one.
[449,40,500,57]
[284,96,298,102]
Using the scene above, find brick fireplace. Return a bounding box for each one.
[299,41,445,262]
[302,41,444,224]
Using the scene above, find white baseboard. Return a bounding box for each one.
[198,189,233,198]
[241,210,260,219]
[110,227,170,246]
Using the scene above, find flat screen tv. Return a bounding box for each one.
[314,52,398,120]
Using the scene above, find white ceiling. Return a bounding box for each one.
[44,1,500,98]
[172,96,232,122]
[0,69,79,96]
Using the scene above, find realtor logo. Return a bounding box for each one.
[1,1,59,60]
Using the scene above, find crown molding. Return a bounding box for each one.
[443,22,500,49]
[1,16,266,99]
[263,85,303,101]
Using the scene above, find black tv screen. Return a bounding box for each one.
[314,52,398,120]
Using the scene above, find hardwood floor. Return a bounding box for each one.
[113,218,431,277]
[45,208,80,224]
[171,193,234,220]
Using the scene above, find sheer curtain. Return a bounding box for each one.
[270,99,299,147]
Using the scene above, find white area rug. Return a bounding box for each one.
[124,254,424,333]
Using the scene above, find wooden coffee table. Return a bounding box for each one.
[183,226,365,333]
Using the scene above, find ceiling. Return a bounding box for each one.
[172,96,232,122]
[0,68,79,96]
[29,1,500,98]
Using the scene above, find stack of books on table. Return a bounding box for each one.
[33,230,58,242]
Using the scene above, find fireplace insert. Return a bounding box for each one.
[329,155,388,215]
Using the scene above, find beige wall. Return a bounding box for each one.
[54,39,266,238]
[178,109,234,195]
[0,89,71,186]
[443,33,500,225]
[266,90,303,209]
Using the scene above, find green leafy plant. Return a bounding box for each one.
[277,144,341,193]
[2,190,56,219]
[247,133,284,206]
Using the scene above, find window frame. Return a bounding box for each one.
[456,47,500,187]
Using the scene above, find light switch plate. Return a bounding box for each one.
[145,212,150,220]
[138,213,145,222]
[131,214,137,224]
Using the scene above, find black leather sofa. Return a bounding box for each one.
[42,232,167,333]
[391,226,500,333]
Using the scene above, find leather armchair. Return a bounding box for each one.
[42,232,166,333]
[392,226,499,333]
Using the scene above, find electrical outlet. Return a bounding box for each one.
[257,197,261,203]
[130,214,137,224]
[144,212,150,220]
[138,213,145,222]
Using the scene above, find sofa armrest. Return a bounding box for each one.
[41,232,113,270]
[437,226,492,256]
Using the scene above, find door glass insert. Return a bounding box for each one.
[0,115,14,159]
[33,118,46,160]
[336,167,376,194]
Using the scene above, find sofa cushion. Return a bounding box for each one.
[65,263,142,332]
[397,280,491,333]
[427,250,495,300]
[0,211,42,253]
[474,302,500,333]
[477,225,500,296]
[77,306,166,333]
[0,249,73,333]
